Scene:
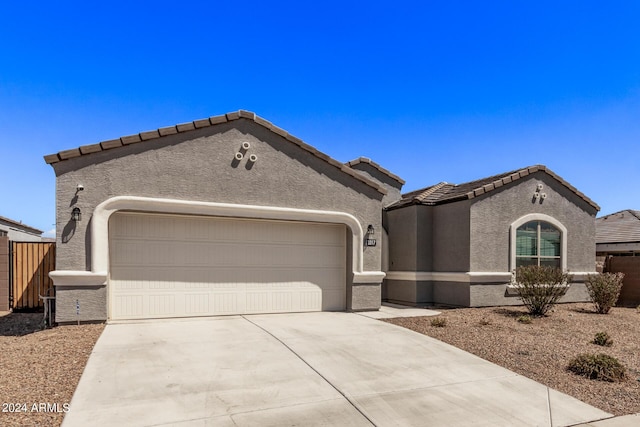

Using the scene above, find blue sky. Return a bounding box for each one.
[1,1,639,236]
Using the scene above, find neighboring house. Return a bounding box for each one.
[595,210,640,306]
[0,215,43,242]
[596,210,640,257]
[44,111,390,323]
[384,165,600,307]
[0,216,45,311]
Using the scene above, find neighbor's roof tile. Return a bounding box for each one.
[596,210,640,243]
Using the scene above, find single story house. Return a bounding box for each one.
[45,111,600,322]
[383,165,600,307]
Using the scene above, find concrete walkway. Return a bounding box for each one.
[357,302,441,319]
[63,312,613,427]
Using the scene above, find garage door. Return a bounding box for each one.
[109,212,346,320]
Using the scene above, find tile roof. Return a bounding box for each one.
[43,110,387,195]
[0,215,43,234]
[345,157,405,185]
[386,165,600,211]
[596,210,640,244]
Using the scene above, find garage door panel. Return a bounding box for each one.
[113,295,144,318]
[110,213,346,319]
[113,268,343,286]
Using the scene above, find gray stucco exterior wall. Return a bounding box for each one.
[384,170,598,307]
[432,201,471,272]
[386,206,418,271]
[51,119,385,321]
[386,202,470,273]
[348,163,403,206]
[470,173,597,272]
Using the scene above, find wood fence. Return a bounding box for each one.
[10,242,56,310]
[606,256,640,307]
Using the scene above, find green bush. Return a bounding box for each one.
[512,266,573,316]
[517,314,532,324]
[585,273,624,314]
[567,353,626,382]
[430,317,447,327]
[592,332,613,347]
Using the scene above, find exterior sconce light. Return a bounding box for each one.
[365,224,377,247]
[71,207,82,222]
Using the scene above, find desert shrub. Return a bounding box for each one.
[585,273,624,314]
[430,317,446,327]
[517,314,532,324]
[567,353,626,382]
[592,332,613,347]
[512,266,573,316]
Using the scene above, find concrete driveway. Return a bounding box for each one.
[62,312,613,427]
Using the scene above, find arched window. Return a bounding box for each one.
[515,221,561,268]
[510,214,567,271]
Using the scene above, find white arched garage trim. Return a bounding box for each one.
[509,213,568,271]
[51,196,385,287]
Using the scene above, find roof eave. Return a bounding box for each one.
[44,110,387,196]
[462,165,600,211]
[345,157,406,185]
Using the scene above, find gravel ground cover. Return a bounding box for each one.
[0,312,104,427]
[386,302,640,416]
[1,303,637,425]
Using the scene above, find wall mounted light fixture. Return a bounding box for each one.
[72,207,82,222]
[365,224,377,246]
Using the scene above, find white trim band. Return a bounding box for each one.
[385,271,513,283]
[353,272,386,283]
[50,271,107,287]
[385,271,596,283]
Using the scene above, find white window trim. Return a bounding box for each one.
[510,213,567,271]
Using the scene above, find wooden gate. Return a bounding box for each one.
[10,242,56,310]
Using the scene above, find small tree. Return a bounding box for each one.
[512,265,573,316]
[585,273,624,314]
